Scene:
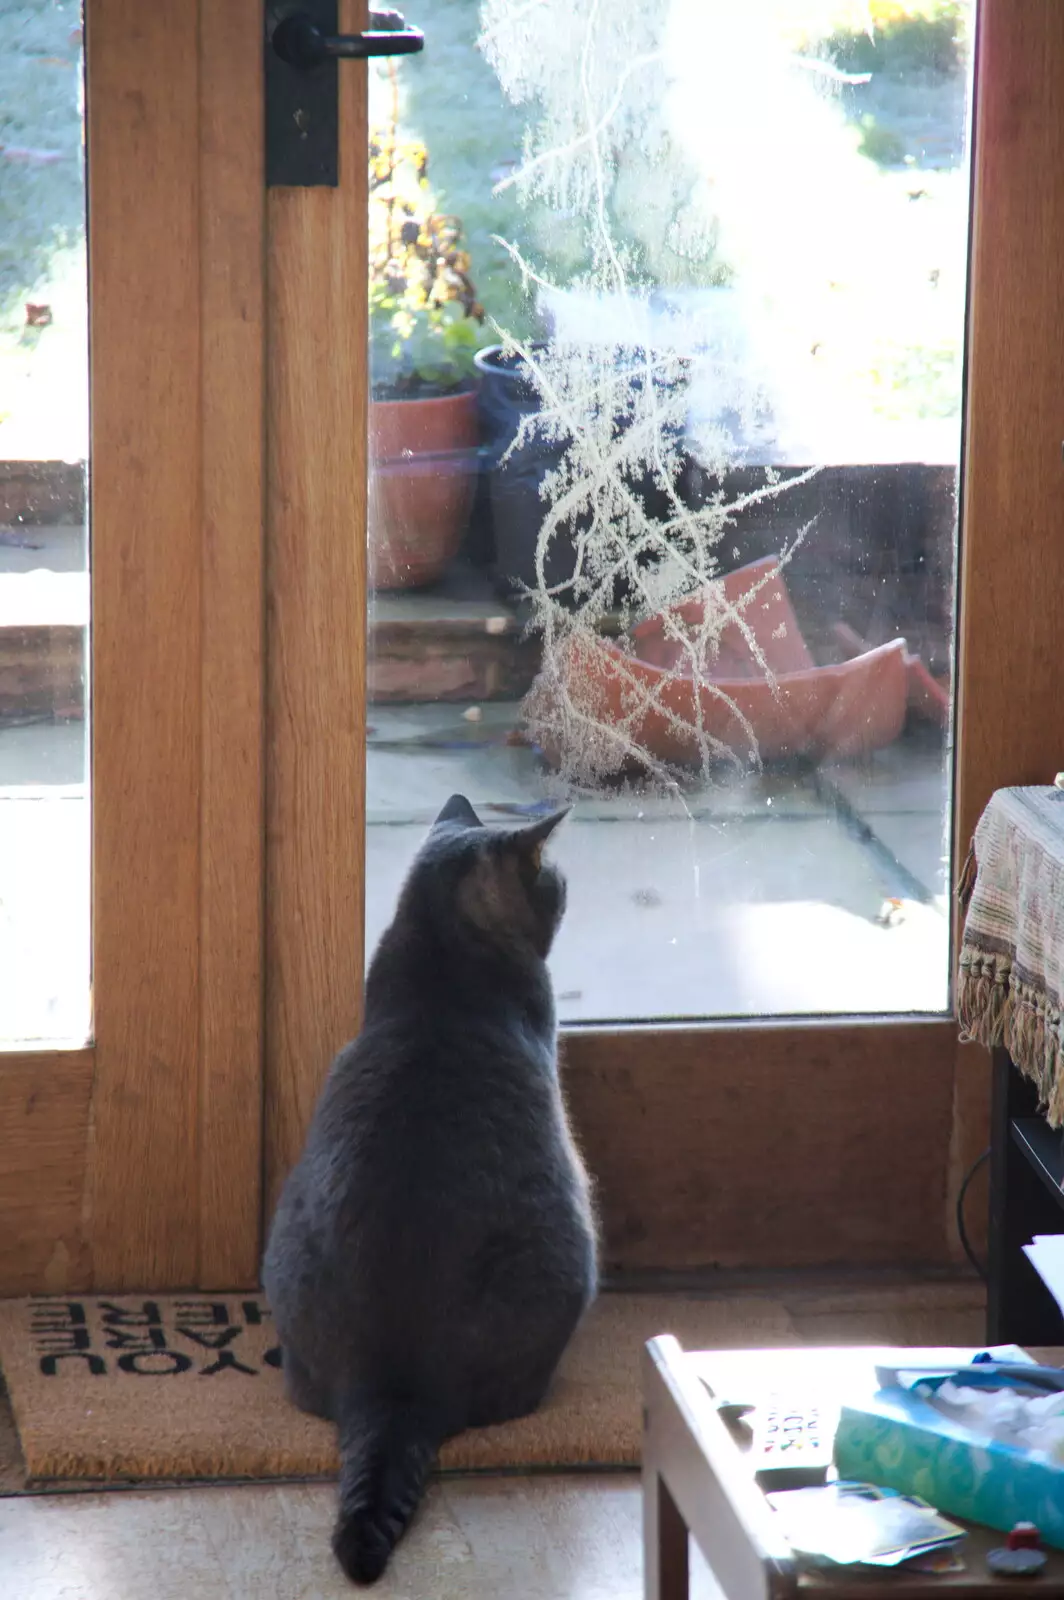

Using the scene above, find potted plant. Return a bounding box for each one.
[368,123,485,590]
[473,340,688,605]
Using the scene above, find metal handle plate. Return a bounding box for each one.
[266,2,425,187]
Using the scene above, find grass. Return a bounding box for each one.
[0,0,86,459]
[370,3,540,342]
[824,1,967,77]
[372,0,730,342]
[0,1,83,319]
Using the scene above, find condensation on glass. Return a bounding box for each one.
[364,1,975,1022]
[0,1,89,1044]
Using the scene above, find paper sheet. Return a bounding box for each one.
[1023,1234,1064,1319]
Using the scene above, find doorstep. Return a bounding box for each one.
[369,562,539,704]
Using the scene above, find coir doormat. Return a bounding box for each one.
[0,1291,796,1487]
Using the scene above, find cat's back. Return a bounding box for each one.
[308,983,564,1199]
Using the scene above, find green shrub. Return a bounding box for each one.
[857,116,909,165]
[825,3,966,78]
[368,125,487,398]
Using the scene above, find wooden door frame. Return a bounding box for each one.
[262,0,1064,1278]
[946,0,1064,1267]
[5,1,1064,1296]
[1,0,266,1294]
[262,0,1064,1277]
[263,2,369,1219]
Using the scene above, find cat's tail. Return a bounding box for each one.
[333,1391,443,1585]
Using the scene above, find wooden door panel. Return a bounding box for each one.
[263,1,1064,1275]
[263,3,369,1218]
[946,0,1064,1267]
[0,0,266,1295]
[564,1020,959,1273]
[86,0,265,1290]
[87,0,205,1288]
[0,1052,94,1295]
[196,0,267,1291]
[955,0,1064,849]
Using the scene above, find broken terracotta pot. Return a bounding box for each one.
[832,619,949,729]
[527,555,910,773]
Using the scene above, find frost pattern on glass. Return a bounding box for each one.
[477,0,968,791]
[364,0,972,1022]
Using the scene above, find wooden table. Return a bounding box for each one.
[642,1339,1064,1600]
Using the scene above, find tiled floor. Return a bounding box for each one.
[366,706,952,1021]
[1,1474,660,1600]
[0,708,952,1040]
[0,520,90,1044]
[0,732,88,1045]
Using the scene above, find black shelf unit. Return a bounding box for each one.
[988,1047,1064,1344]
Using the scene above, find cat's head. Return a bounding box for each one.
[404,793,570,960]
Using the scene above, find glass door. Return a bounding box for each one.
[364,0,974,1023]
[5,1,1059,1295]
[346,0,1057,1273]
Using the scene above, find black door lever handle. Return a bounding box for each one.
[266,3,422,185]
[272,8,424,68]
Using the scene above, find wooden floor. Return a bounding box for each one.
[0,1277,987,1599]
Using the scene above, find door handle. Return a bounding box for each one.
[265,3,425,187]
[272,8,424,69]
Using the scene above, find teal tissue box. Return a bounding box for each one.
[834,1386,1064,1549]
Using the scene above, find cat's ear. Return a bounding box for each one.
[434,793,482,831]
[511,806,571,869]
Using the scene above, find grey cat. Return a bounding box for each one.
[262,794,597,1585]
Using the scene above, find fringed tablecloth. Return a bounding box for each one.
[958,785,1064,1127]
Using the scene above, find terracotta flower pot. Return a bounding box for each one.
[526,555,910,774]
[368,386,479,590]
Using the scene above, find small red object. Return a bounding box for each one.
[1007,1523,1041,1551]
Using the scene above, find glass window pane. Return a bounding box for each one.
[0,0,89,1044]
[365,0,974,1021]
